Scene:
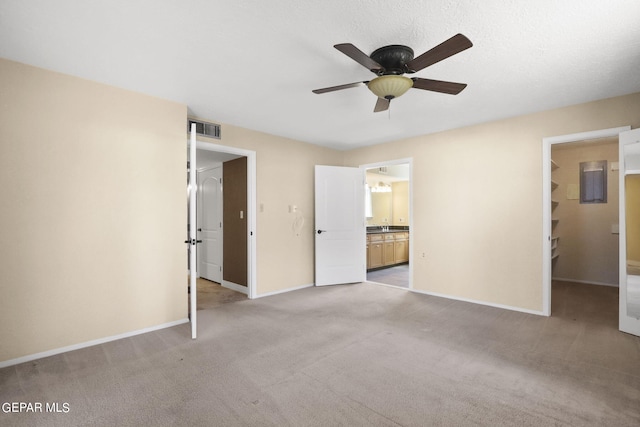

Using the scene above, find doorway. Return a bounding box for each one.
[550,138,620,286]
[361,158,412,289]
[192,141,257,300]
[542,127,630,316]
[195,154,248,308]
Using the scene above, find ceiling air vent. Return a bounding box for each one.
[188,119,221,139]
[378,166,388,174]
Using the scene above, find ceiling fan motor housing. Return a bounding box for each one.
[369,45,414,75]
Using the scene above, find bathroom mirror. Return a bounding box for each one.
[625,173,640,318]
[369,187,393,225]
[619,129,640,334]
[365,164,410,227]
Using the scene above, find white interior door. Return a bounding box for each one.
[188,125,198,339]
[620,128,640,337]
[197,166,222,283]
[315,165,366,286]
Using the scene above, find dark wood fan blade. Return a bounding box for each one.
[312,81,367,94]
[411,78,467,95]
[374,97,390,113]
[334,43,384,73]
[405,34,472,73]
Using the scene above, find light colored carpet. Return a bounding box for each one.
[1,281,639,426]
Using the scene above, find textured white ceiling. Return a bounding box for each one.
[2,0,640,150]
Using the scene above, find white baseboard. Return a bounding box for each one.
[0,318,189,369]
[552,277,619,287]
[222,280,249,295]
[254,283,314,299]
[410,288,546,316]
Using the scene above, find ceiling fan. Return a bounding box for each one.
[312,34,473,113]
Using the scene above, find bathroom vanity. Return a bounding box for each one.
[366,227,409,271]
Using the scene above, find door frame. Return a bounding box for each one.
[194,140,257,299]
[542,126,630,316]
[359,157,413,289]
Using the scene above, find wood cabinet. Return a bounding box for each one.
[394,232,409,263]
[383,237,395,266]
[367,231,409,271]
[368,234,384,269]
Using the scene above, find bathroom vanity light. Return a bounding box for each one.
[371,182,392,193]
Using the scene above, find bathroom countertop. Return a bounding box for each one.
[366,227,409,234]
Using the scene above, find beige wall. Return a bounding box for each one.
[551,139,619,285]
[343,93,640,312]
[193,124,342,295]
[0,59,187,362]
[392,181,409,225]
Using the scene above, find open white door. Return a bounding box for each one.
[197,166,222,283]
[620,128,640,337]
[188,125,198,339]
[315,165,366,286]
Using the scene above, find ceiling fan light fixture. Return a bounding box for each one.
[367,75,413,99]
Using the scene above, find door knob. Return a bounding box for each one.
[317,230,327,234]
[184,239,203,244]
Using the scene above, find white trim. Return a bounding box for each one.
[195,140,257,300]
[542,137,552,316]
[543,127,631,145]
[189,125,198,339]
[542,126,630,316]
[254,283,314,299]
[0,319,189,369]
[196,163,223,173]
[411,289,545,316]
[222,280,248,295]
[552,277,619,287]
[359,157,414,290]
